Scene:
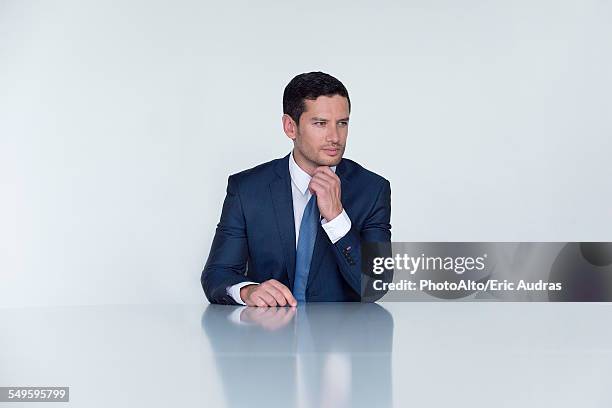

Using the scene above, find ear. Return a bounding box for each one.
[282,114,298,141]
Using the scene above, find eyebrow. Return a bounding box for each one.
[310,117,350,122]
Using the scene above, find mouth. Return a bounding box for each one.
[322,147,341,156]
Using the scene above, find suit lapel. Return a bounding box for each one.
[269,154,297,288]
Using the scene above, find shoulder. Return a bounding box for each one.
[340,157,390,191]
[226,155,286,191]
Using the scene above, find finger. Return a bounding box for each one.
[311,173,340,187]
[314,166,337,177]
[308,179,329,195]
[315,168,340,185]
[314,167,339,183]
[244,299,257,307]
[250,291,271,307]
[262,285,287,306]
[309,177,328,190]
[268,280,297,306]
[253,296,267,307]
[311,174,337,192]
[312,172,335,186]
[262,281,287,304]
[268,280,298,306]
[254,291,277,307]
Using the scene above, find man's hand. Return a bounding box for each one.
[308,166,343,221]
[240,279,298,307]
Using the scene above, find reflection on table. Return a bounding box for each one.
[201,303,393,408]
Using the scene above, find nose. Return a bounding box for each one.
[326,126,340,144]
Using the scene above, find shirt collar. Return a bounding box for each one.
[289,150,337,195]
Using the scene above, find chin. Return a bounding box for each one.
[318,155,342,167]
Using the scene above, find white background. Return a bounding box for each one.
[1,0,610,307]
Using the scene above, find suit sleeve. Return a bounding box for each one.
[331,179,392,301]
[201,175,252,305]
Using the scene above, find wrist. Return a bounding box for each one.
[323,205,343,222]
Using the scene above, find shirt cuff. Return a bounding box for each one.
[227,281,259,305]
[321,209,352,244]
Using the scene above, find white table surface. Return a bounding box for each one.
[1,302,611,407]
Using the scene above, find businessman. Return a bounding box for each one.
[201,71,391,306]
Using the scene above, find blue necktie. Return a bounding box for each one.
[293,195,318,302]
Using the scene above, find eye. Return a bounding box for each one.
[314,121,326,127]
[338,121,348,127]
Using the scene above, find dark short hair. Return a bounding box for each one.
[283,71,351,125]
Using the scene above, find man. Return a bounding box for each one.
[201,71,391,306]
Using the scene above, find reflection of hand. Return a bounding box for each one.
[308,166,343,221]
[240,306,296,331]
[240,279,298,307]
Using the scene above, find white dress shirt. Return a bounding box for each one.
[226,151,352,304]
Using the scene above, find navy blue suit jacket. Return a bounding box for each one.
[201,153,391,304]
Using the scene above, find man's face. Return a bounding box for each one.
[286,94,350,172]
